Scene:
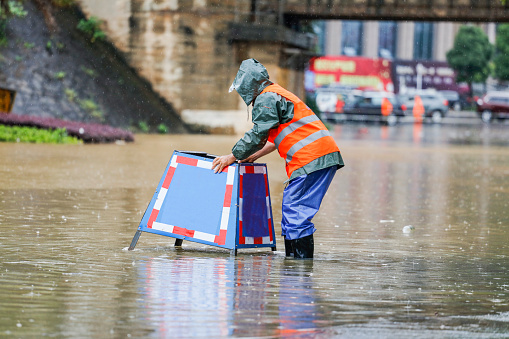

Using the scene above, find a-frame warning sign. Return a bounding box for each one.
[128,151,276,255]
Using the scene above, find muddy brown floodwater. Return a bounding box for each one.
[1,122,509,338]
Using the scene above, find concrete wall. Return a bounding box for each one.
[76,0,307,134]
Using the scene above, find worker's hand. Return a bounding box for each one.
[212,153,236,173]
[239,153,259,163]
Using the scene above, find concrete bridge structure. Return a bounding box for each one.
[76,0,509,133]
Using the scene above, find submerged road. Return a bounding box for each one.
[0,123,508,337]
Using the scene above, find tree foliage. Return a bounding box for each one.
[446,25,493,95]
[494,24,509,82]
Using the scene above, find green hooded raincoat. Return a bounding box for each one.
[230,59,344,180]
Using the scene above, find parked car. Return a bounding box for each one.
[339,90,407,125]
[439,90,467,111]
[315,84,357,121]
[398,91,449,123]
[476,91,509,123]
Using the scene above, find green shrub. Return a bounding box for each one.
[54,71,66,80]
[79,98,97,111]
[66,91,104,121]
[45,39,65,53]
[64,88,77,102]
[138,121,149,133]
[0,125,81,144]
[77,16,106,43]
[157,123,168,134]
[80,66,97,78]
[78,98,103,121]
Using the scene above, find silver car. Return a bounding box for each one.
[398,91,450,123]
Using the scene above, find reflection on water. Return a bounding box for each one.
[1,123,509,337]
[136,255,330,338]
[333,122,509,147]
[138,257,235,337]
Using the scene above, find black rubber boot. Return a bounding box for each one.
[292,234,314,259]
[284,237,293,257]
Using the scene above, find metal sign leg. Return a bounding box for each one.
[128,230,142,251]
[175,239,183,247]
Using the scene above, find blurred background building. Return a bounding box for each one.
[317,21,497,62]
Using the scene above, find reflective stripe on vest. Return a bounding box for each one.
[273,114,320,148]
[285,129,332,163]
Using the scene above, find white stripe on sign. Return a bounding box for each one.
[227,166,235,185]
[193,231,216,242]
[254,166,266,174]
[152,222,174,234]
[266,197,271,219]
[154,187,167,210]
[197,160,212,169]
[238,198,243,221]
[244,237,254,245]
[262,236,271,244]
[220,207,230,230]
[239,166,245,175]
[170,155,178,168]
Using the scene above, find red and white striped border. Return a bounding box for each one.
[146,154,235,246]
[238,165,274,245]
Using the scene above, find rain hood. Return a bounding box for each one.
[229,58,272,106]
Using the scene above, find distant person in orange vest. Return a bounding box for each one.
[335,94,345,113]
[381,97,393,117]
[212,59,344,259]
[413,95,424,123]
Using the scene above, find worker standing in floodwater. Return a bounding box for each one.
[212,58,344,259]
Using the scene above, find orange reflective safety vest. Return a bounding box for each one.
[261,83,340,178]
[381,97,393,116]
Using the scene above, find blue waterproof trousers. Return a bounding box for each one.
[281,166,337,240]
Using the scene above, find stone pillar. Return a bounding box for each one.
[396,22,414,60]
[486,22,497,45]
[363,21,379,58]
[433,22,455,61]
[325,20,342,55]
